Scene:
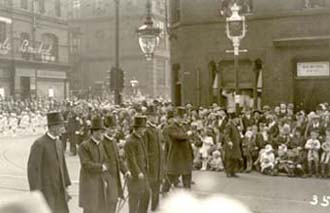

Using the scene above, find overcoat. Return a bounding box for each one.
[163,122,193,175]
[78,138,117,210]
[27,134,71,213]
[143,124,164,184]
[124,133,149,194]
[224,121,243,160]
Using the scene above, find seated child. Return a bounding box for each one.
[260,144,275,175]
[274,144,294,177]
[305,129,321,177]
[209,150,224,172]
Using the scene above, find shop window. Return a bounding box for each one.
[20,32,30,60]
[55,0,61,17]
[304,0,325,8]
[0,22,6,42]
[20,0,28,9]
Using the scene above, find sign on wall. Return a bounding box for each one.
[297,61,330,77]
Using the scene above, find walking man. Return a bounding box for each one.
[124,116,150,213]
[27,112,71,213]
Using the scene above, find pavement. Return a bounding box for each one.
[0,134,330,213]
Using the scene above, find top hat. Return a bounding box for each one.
[47,112,65,126]
[104,115,116,128]
[252,109,262,114]
[91,116,105,131]
[133,116,147,128]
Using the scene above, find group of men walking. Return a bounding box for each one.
[27,106,196,213]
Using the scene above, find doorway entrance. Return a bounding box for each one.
[20,76,31,99]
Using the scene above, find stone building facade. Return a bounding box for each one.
[169,0,330,111]
[0,0,70,100]
[68,0,171,99]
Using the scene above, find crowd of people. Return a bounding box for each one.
[2,96,330,213]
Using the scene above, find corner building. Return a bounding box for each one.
[169,0,330,111]
[0,0,70,100]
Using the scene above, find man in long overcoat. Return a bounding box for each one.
[124,116,150,213]
[144,106,164,211]
[162,110,193,193]
[224,114,243,177]
[27,112,71,213]
[78,116,115,213]
[102,114,130,212]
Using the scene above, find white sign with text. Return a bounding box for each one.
[297,61,330,77]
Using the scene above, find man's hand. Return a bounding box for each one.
[138,173,144,180]
[125,171,131,178]
[102,164,108,172]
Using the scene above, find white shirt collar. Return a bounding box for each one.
[91,136,101,145]
[47,132,58,140]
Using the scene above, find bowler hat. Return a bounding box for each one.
[133,116,147,128]
[91,116,105,131]
[47,112,65,126]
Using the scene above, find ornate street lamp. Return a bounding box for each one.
[225,3,247,113]
[137,0,161,61]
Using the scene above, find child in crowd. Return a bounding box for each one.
[288,127,304,149]
[305,129,321,177]
[260,144,275,175]
[320,136,330,178]
[242,127,255,172]
[274,144,294,177]
[200,128,214,171]
[209,150,224,171]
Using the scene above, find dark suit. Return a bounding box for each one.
[78,137,117,213]
[124,133,150,213]
[27,134,71,213]
[162,121,193,192]
[224,121,243,176]
[144,124,164,211]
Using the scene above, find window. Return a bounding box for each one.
[304,0,325,8]
[172,0,181,23]
[0,22,6,43]
[20,32,30,60]
[41,33,59,62]
[20,0,28,9]
[55,0,61,17]
[39,0,45,13]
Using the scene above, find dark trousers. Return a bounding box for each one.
[150,181,160,211]
[128,179,150,213]
[225,158,240,176]
[69,133,77,155]
[83,202,117,213]
[60,133,68,152]
[162,173,192,193]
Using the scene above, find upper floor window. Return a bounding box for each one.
[55,0,61,17]
[41,33,59,62]
[172,0,181,23]
[220,0,253,17]
[304,0,325,8]
[20,0,28,10]
[0,22,6,43]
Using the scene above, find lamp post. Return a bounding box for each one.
[137,0,161,61]
[225,3,247,114]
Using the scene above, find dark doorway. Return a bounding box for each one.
[174,82,182,106]
[294,79,330,112]
[20,77,31,99]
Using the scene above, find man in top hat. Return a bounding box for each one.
[78,116,115,213]
[27,112,71,213]
[101,114,130,213]
[144,105,164,211]
[223,113,243,177]
[162,109,194,192]
[124,116,150,213]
